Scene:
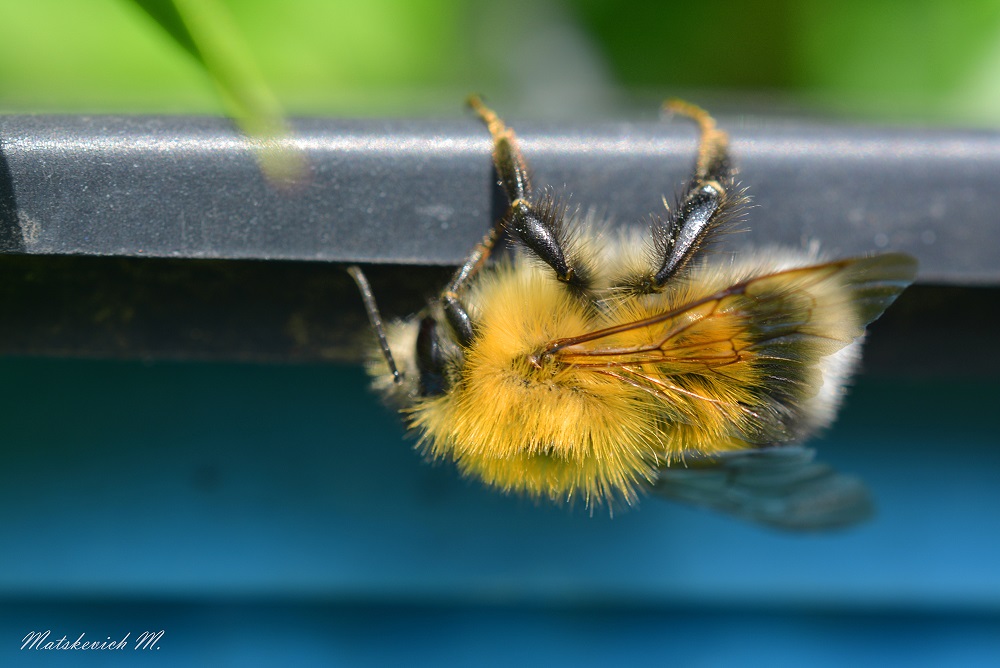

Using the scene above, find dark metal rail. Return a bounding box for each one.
[2,115,999,282]
[0,115,997,369]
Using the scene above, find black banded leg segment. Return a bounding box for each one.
[440,96,595,358]
[467,95,584,289]
[435,98,534,353]
[445,97,529,301]
[643,100,739,290]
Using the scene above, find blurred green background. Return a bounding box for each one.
[1,0,1000,124]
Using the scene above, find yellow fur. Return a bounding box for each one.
[410,258,661,504]
[382,242,909,506]
[358,100,916,513]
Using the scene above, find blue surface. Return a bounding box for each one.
[5,601,1000,667]
[1,357,998,664]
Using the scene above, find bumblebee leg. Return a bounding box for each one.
[433,98,516,349]
[643,100,740,290]
[467,95,582,287]
[445,96,529,298]
[440,97,593,350]
[468,94,532,203]
[665,99,731,185]
[440,182,502,348]
[440,290,475,348]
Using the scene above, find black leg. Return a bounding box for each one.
[439,96,594,350]
[467,95,585,289]
[434,97,524,348]
[439,205,499,350]
[642,100,742,291]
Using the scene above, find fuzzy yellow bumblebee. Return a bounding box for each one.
[351,98,916,529]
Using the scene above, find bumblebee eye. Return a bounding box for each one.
[416,316,449,397]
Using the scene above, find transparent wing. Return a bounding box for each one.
[548,253,916,367]
[652,446,874,530]
[545,253,917,444]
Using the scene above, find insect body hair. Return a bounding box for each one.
[364,231,895,507]
[355,98,916,519]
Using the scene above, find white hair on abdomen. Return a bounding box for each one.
[725,243,864,439]
[801,336,863,436]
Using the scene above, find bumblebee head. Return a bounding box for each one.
[349,265,462,404]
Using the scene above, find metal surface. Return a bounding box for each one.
[0,253,993,375]
[1,114,999,284]
[1,114,998,365]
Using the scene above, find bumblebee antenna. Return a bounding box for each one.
[347,265,403,384]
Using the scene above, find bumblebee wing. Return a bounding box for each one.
[652,446,873,530]
[551,253,917,443]
[553,253,916,364]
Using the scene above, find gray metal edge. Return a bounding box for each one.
[2,114,999,284]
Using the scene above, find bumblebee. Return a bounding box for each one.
[350,97,916,529]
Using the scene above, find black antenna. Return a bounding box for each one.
[347,265,403,384]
